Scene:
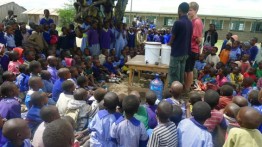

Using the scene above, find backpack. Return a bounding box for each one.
[65,108,80,122]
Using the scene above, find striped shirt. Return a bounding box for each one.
[204,109,227,132]
[147,121,178,147]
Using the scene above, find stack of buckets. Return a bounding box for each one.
[145,42,171,65]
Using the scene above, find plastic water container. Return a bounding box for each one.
[161,45,171,65]
[145,42,161,64]
[150,74,163,101]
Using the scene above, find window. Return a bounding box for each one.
[146,16,157,24]
[164,17,175,26]
[251,22,262,32]
[123,16,130,24]
[230,21,245,31]
[210,20,223,30]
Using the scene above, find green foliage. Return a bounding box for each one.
[57,0,75,27]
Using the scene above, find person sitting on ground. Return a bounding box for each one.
[90,88,107,118]
[29,60,42,77]
[232,96,248,107]
[8,50,21,75]
[223,107,262,147]
[25,77,44,109]
[110,95,148,147]
[43,119,75,147]
[166,81,186,118]
[147,101,178,147]
[145,90,158,129]
[67,88,92,131]
[47,56,58,83]
[187,92,202,117]
[26,91,48,136]
[2,71,16,83]
[204,90,227,147]
[52,68,71,102]
[216,85,234,110]
[177,101,213,147]
[40,70,53,95]
[32,105,60,147]
[2,118,31,147]
[170,105,183,126]
[241,77,254,99]
[248,90,262,133]
[0,82,21,120]
[88,92,122,147]
[131,91,150,130]
[223,103,240,138]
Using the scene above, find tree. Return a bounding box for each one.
[115,0,129,23]
[57,0,76,27]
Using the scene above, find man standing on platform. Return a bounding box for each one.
[168,2,193,86]
[184,2,203,92]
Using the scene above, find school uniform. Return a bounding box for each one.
[166,98,186,119]
[127,32,135,48]
[88,28,100,56]
[177,118,213,147]
[47,66,58,84]
[110,116,148,147]
[26,105,43,135]
[100,28,113,49]
[103,62,117,75]
[89,110,122,147]
[4,34,16,49]
[114,29,126,58]
[147,121,178,147]
[0,98,21,119]
[3,139,32,147]
[52,78,66,102]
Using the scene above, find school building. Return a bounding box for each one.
[123,1,262,41]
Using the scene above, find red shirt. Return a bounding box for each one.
[215,96,233,110]
[191,17,203,53]
[241,61,251,74]
[243,72,257,82]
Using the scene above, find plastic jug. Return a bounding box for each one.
[150,74,163,101]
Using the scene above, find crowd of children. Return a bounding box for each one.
[0,8,262,147]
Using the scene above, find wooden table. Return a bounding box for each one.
[126,55,169,92]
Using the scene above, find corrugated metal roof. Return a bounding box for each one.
[23,8,58,16]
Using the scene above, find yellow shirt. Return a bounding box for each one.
[223,128,262,147]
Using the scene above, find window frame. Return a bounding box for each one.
[209,19,224,30]
[250,22,262,32]
[230,21,245,31]
[164,17,176,27]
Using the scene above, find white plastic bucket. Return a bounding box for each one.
[145,42,161,64]
[161,45,171,65]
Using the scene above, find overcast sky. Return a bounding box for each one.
[4,0,262,11]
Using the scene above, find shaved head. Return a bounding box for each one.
[104,92,119,111]
[170,81,183,97]
[237,107,262,129]
[233,96,248,107]
[224,103,240,118]
[157,100,173,121]
[130,91,141,101]
[3,118,31,141]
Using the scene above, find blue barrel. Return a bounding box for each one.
[150,74,163,101]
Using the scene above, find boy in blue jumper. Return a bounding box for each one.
[89,92,122,147]
[16,64,30,99]
[26,91,48,136]
[52,68,71,102]
[25,77,44,109]
[110,95,148,147]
